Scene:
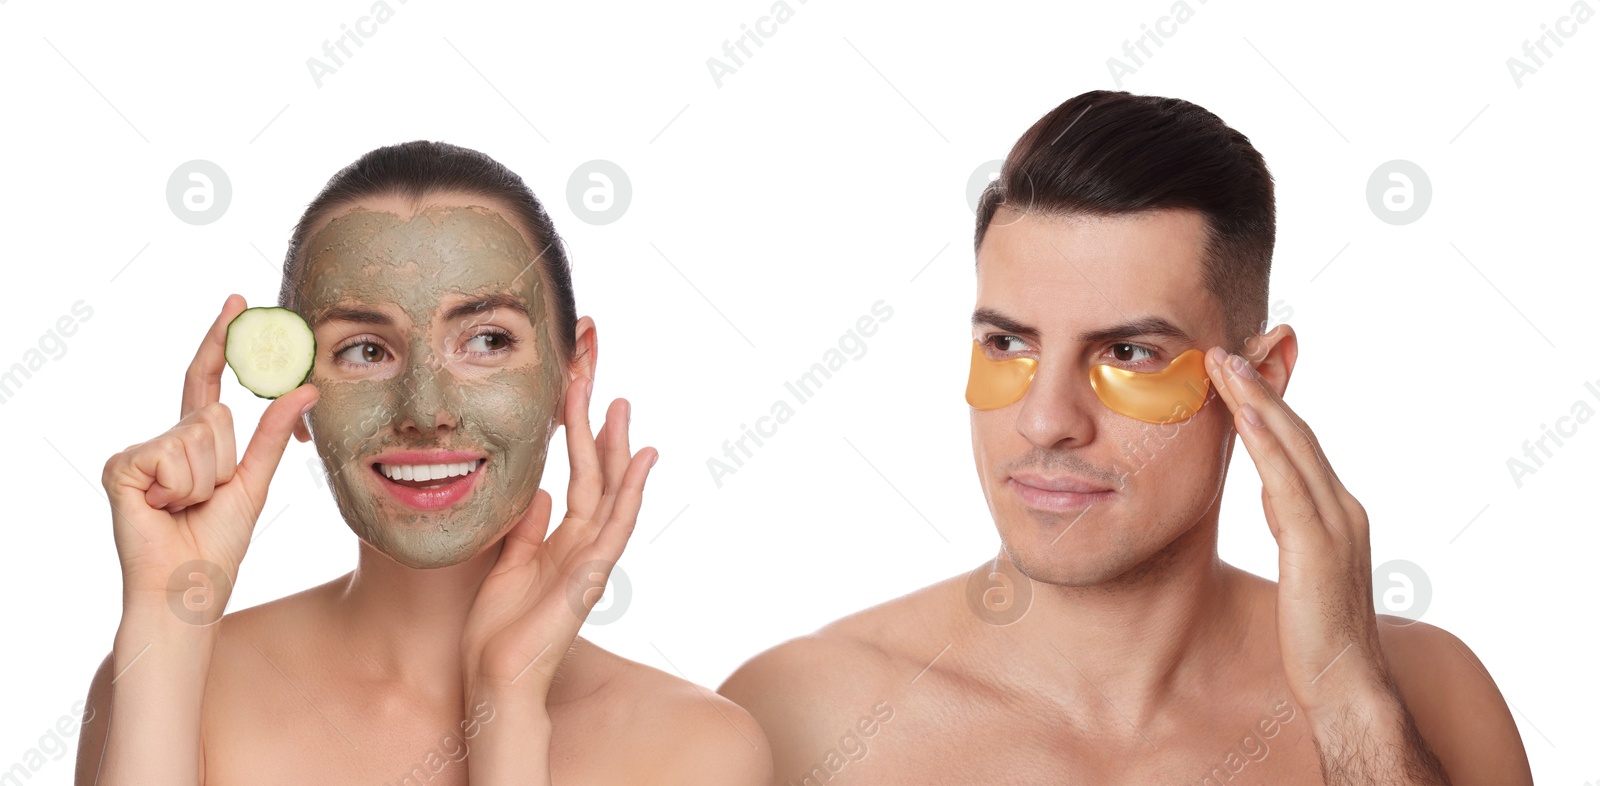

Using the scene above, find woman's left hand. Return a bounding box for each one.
[460,375,657,705]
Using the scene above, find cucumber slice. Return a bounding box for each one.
[224,307,316,399]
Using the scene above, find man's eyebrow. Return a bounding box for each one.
[1077,316,1192,344]
[972,307,1039,338]
[971,308,1192,344]
[441,293,529,323]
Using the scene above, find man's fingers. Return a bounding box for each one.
[1233,401,1342,554]
[1208,349,1351,533]
[235,383,319,510]
[183,295,247,419]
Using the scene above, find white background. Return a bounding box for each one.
[2,0,1596,782]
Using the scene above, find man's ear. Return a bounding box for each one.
[556,316,599,428]
[1247,323,1298,400]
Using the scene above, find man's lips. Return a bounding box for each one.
[1008,472,1115,512]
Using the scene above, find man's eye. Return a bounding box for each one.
[1110,342,1157,363]
[987,335,1027,353]
[335,342,388,365]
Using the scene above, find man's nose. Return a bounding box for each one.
[1014,361,1097,449]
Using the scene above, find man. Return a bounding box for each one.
[720,91,1532,784]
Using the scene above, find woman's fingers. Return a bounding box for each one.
[590,399,633,528]
[182,294,247,420]
[592,447,657,561]
[495,488,554,574]
[185,402,238,487]
[137,435,195,512]
[563,376,601,522]
[233,383,319,513]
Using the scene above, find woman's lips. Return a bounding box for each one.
[371,458,486,511]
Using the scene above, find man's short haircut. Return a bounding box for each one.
[277,140,578,361]
[975,90,1275,350]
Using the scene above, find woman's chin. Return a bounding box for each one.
[357,528,499,570]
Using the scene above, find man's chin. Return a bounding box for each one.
[998,527,1150,589]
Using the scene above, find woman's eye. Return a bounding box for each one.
[335,341,388,365]
[464,330,519,354]
[1110,342,1157,364]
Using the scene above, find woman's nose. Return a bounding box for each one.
[395,345,459,435]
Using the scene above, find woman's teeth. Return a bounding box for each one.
[378,459,484,482]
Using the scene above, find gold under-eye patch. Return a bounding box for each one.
[1088,348,1210,424]
[965,340,1037,410]
[965,340,1211,424]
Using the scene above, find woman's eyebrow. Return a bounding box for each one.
[311,305,390,329]
[442,293,529,323]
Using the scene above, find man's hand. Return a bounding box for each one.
[1204,344,1449,785]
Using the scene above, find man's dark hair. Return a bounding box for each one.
[975,90,1275,350]
[277,140,578,360]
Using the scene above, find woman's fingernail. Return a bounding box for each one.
[649,452,658,468]
[1229,353,1253,377]
[1242,403,1265,428]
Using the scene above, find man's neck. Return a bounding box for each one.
[963,518,1256,729]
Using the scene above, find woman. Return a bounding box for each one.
[78,141,770,784]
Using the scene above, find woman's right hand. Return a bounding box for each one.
[101,294,319,617]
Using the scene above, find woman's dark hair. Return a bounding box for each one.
[277,140,577,360]
[975,90,1275,350]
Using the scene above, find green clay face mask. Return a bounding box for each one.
[297,204,563,569]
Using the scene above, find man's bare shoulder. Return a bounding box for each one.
[1376,615,1533,784]
[564,639,771,784]
[718,575,963,775]
[723,574,962,700]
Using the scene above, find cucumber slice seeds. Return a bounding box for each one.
[224,307,316,399]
